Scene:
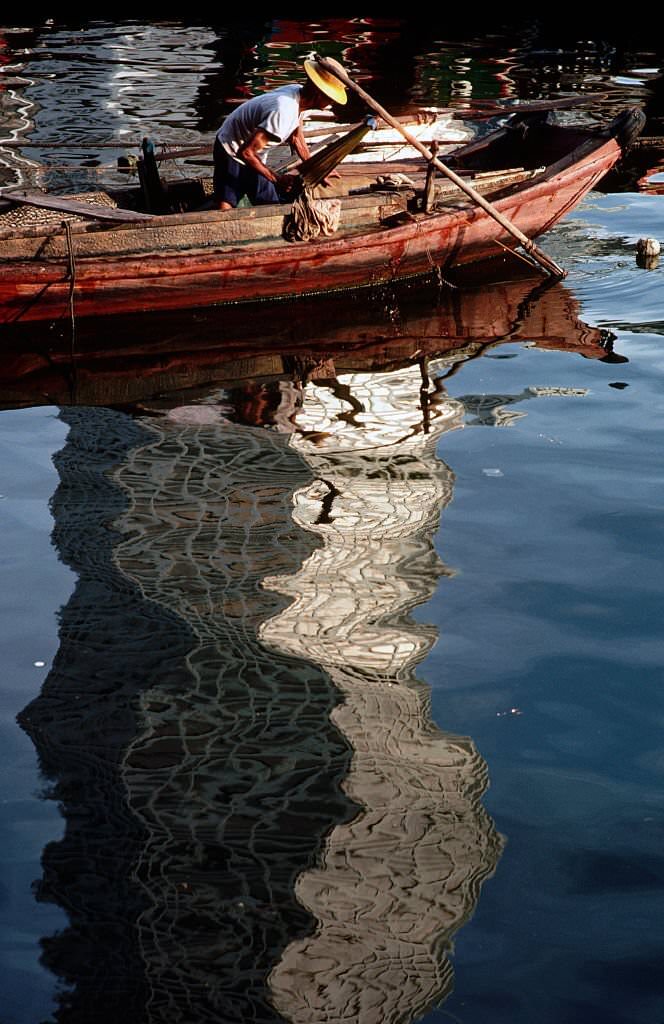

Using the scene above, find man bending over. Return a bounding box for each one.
[213,56,347,210]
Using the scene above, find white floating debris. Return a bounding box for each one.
[636,237,660,269]
[611,75,648,86]
[529,386,588,397]
[637,237,661,257]
[482,468,504,477]
[34,661,45,667]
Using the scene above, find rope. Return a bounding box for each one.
[424,243,457,291]
[493,237,540,270]
[283,188,341,242]
[63,220,78,382]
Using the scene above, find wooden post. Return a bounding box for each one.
[138,137,168,214]
[424,141,439,213]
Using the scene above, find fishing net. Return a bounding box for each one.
[297,115,377,188]
[283,189,341,242]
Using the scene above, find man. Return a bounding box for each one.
[213,57,347,210]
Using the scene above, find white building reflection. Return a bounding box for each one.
[19,357,502,1024]
[260,364,503,1024]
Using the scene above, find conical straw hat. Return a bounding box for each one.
[304,58,347,105]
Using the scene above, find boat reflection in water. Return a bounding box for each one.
[0,269,623,412]
[15,274,617,1022]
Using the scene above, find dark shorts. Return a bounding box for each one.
[213,139,285,207]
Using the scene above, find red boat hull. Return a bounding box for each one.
[0,137,620,325]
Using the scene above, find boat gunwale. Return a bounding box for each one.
[0,135,622,278]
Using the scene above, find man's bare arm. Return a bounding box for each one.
[238,129,296,191]
[288,125,311,163]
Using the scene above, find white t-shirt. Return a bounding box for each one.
[217,85,302,164]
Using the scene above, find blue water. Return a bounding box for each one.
[1,18,664,1024]
[425,193,664,1023]
[419,195,664,1024]
[0,409,72,1023]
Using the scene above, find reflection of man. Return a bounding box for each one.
[213,57,346,210]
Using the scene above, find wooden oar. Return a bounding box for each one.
[454,93,608,119]
[3,189,153,222]
[316,55,566,280]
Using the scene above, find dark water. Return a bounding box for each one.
[1,18,664,1024]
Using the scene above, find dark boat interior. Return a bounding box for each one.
[115,108,646,217]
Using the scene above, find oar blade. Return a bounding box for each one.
[298,116,378,187]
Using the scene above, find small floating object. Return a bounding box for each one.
[166,405,231,425]
[636,236,661,269]
[636,237,660,256]
[482,468,504,477]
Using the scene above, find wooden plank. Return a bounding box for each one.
[0,191,407,260]
[3,190,153,222]
[433,167,538,201]
[0,188,405,240]
[424,141,439,213]
[632,136,664,149]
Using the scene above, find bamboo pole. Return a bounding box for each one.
[316,55,567,280]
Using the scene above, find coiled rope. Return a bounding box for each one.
[282,188,341,242]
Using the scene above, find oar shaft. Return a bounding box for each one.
[317,56,566,280]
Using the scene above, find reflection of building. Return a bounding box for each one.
[113,417,355,1024]
[459,384,589,427]
[18,409,191,1023]
[261,365,502,1024]
[19,406,355,1023]
[18,357,502,1024]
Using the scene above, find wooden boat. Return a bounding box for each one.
[267,109,476,167]
[0,108,645,326]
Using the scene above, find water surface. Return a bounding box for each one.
[1,18,663,1024]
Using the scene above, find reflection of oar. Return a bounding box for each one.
[316,55,566,280]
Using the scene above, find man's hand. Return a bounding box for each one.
[276,172,300,195]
